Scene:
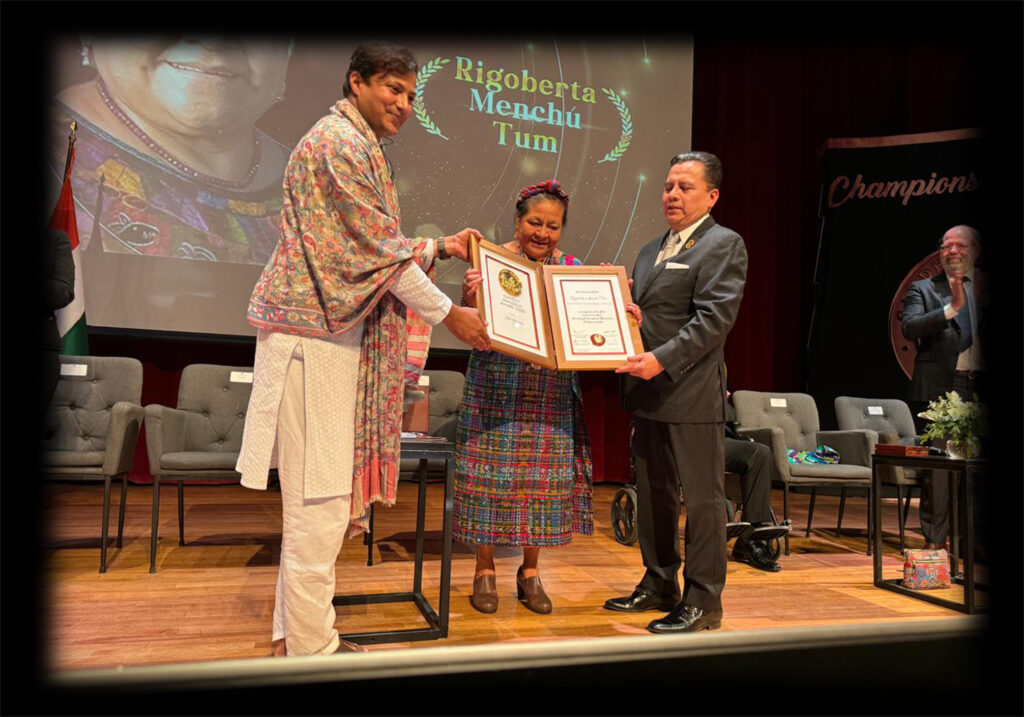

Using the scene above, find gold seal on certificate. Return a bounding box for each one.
[470,237,642,370]
[498,269,523,296]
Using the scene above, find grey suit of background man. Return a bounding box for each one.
[607,151,748,633]
[902,225,986,550]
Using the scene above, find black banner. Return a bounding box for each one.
[808,130,984,428]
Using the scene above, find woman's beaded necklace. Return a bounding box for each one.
[96,78,261,190]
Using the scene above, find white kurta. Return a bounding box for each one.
[238,250,453,655]
[236,246,452,500]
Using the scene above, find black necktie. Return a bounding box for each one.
[957,277,972,353]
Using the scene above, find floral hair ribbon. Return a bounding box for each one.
[516,179,570,208]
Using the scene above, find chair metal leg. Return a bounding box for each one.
[150,476,161,573]
[100,475,113,574]
[116,473,129,548]
[836,487,847,537]
[783,485,791,555]
[177,481,186,546]
[806,488,817,537]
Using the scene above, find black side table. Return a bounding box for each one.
[334,438,454,643]
[871,453,988,614]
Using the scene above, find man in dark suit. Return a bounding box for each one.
[902,225,985,550]
[606,151,748,633]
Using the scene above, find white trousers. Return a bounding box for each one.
[272,346,352,656]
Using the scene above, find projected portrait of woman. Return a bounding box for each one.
[50,36,293,265]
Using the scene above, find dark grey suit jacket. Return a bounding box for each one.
[902,273,980,402]
[620,216,748,423]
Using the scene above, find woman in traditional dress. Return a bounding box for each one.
[455,180,639,614]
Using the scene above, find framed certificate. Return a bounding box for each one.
[544,265,644,370]
[471,238,556,369]
[470,238,643,370]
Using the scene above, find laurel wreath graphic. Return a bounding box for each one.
[413,57,451,140]
[598,89,633,163]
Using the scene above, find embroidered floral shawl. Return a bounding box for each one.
[248,98,434,531]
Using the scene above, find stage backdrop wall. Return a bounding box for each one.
[690,29,1007,400]
[807,130,985,429]
[75,28,1004,485]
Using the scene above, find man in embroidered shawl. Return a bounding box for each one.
[236,42,490,657]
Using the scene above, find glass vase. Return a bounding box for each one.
[945,438,979,459]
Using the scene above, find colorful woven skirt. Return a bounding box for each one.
[453,349,593,547]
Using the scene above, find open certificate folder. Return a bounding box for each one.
[470,238,644,370]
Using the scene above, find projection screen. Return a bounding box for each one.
[46,36,694,348]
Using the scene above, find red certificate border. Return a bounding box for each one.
[482,254,542,351]
[470,237,557,370]
[543,265,644,370]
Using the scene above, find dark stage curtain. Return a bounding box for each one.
[693,33,988,412]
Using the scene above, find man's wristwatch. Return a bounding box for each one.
[437,237,449,260]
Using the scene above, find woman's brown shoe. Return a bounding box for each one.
[516,566,552,614]
[470,573,498,613]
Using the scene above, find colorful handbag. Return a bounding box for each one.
[786,445,840,464]
[901,548,952,589]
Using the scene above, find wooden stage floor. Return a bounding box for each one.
[42,480,976,672]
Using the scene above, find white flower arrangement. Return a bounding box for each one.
[918,391,988,453]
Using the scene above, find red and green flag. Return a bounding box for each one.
[49,123,88,356]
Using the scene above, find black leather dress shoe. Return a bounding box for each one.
[647,603,723,633]
[732,539,781,572]
[604,588,679,612]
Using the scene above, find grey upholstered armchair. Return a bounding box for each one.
[834,396,922,552]
[144,364,254,572]
[732,390,874,555]
[40,355,145,572]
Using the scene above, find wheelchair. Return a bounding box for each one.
[610,477,788,560]
[610,427,790,559]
